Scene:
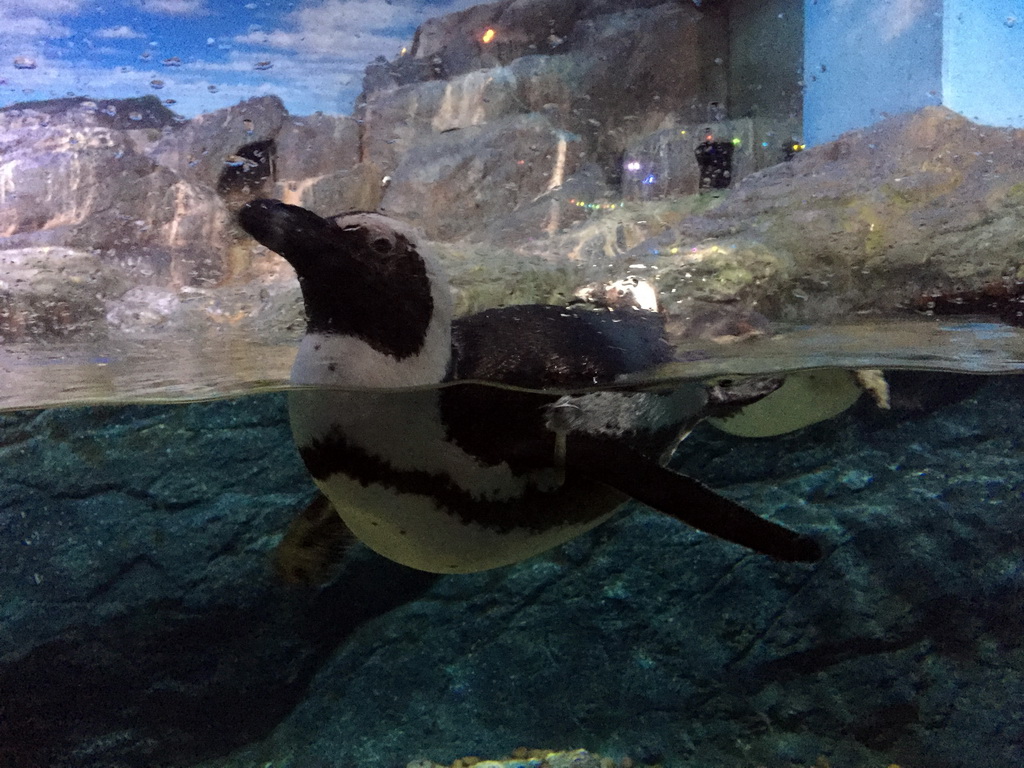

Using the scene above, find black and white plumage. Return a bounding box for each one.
[238,199,821,573]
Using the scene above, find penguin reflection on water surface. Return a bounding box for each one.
[238,199,821,574]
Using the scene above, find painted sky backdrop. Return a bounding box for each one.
[1,0,481,117]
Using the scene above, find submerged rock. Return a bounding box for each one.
[1,376,1021,767]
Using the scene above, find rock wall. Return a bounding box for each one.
[361,0,737,237]
[621,107,1024,324]
[0,95,365,341]
[2,1,1023,341]
[1,1,754,338]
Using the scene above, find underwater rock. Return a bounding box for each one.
[406,748,613,768]
[0,396,439,767]
[203,376,1023,768]
[3,376,1015,767]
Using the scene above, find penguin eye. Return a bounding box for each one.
[370,237,393,255]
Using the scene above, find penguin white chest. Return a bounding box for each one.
[288,387,621,573]
[314,470,619,573]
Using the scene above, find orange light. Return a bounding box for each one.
[482,28,496,44]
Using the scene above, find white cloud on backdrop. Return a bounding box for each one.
[5,0,86,14]
[136,0,210,15]
[95,25,148,39]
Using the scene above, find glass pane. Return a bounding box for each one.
[1,2,1022,768]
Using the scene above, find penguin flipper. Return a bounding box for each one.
[273,492,356,585]
[567,437,822,562]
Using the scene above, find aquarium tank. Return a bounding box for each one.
[1,0,1022,766]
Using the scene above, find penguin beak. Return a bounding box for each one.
[237,198,338,274]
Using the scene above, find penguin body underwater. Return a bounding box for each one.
[238,199,821,573]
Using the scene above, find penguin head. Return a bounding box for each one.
[238,199,452,387]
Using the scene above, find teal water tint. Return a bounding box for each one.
[1,371,1021,768]
[3,319,1024,412]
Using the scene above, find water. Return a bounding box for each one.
[1,326,1022,767]
[3,319,1024,412]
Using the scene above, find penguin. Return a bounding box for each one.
[238,199,821,573]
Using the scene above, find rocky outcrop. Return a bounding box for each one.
[360,1,732,223]
[0,104,230,295]
[2,2,1023,345]
[380,112,582,240]
[0,95,365,340]
[620,107,1024,323]
[0,1,828,341]
[149,96,287,190]
[271,112,381,214]
[404,0,715,95]
[0,94,181,131]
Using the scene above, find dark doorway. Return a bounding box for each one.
[694,140,734,190]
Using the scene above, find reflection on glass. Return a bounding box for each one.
[1,2,1023,768]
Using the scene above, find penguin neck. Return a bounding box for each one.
[290,273,453,389]
[291,323,452,389]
